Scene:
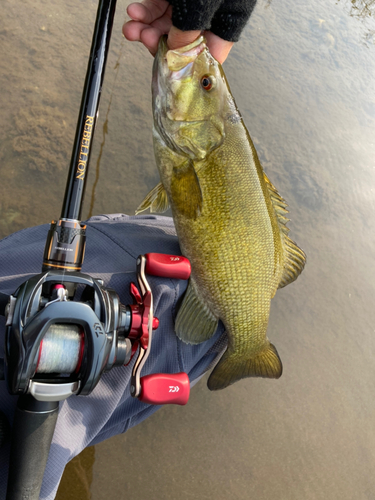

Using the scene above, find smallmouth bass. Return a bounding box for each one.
[137,36,306,390]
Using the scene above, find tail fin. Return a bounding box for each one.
[207,342,282,391]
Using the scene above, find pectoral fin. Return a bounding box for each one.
[135,182,170,215]
[176,280,218,344]
[171,160,202,219]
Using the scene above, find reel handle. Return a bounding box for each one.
[129,254,191,405]
[139,372,190,406]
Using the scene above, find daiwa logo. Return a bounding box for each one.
[169,386,180,393]
[93,322,103,337]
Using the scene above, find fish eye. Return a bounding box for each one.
[201,75,215,91]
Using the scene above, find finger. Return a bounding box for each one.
[148,7,173,34]
[123,20,149,42]
[140,26,165,56]
[123,14,172,46]
[204,32,233,64]
[167,26,202,51]
[127,0,169,24]
[123,21,165,56]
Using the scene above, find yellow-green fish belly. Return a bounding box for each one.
[171,121,284,356]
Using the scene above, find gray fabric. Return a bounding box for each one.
[0,214,226,499]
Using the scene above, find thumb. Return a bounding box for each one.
[167,26,202,50]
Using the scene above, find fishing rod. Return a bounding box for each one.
[0,1,191,498]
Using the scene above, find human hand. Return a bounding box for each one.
[122,1,234,64]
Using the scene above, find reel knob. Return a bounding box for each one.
[144,253,191,280]
[139,372,190,406]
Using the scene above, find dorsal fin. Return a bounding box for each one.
[263,172,306,288]
[135,182,170,215]
[263,172,290,236]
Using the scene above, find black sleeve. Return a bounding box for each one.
[210,0,258,41]
[169,0,257,41]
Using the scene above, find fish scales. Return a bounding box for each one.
[137,36,306,390]
[176,133,279,340]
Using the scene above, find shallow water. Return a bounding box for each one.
[1,0,375,499]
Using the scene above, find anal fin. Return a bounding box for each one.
[175,280,218,344]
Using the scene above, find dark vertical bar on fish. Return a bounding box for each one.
[61,0,117,221]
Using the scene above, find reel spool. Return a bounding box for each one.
[35,324,84,375]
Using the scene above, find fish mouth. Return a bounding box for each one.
[153,34,207,108]
[156,35,206,71]
[154,35,206,89]
[156,35,168,61]
[166,36,206,74]
[152,36,207,156]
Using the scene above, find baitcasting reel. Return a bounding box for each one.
[4,252,191,406]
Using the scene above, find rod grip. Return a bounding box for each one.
[0,410,10,449]
[6,396,59,500]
